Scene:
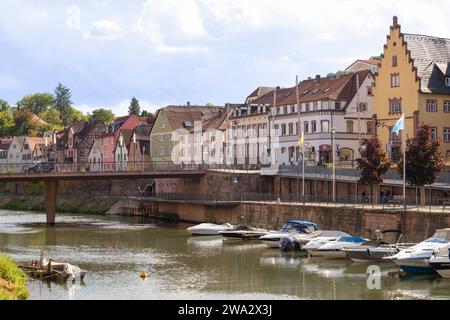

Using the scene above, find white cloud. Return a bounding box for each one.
[83,19,124,40]
[132,0,208,54]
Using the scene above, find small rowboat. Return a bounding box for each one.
[20,258,87,282]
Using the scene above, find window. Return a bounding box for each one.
[358,103,368,112]
[277,107,281,115]
[347,120,354,133]
[431,127,438,141]
[288,123,294,135]
[160,146,165,156]
[335,101,341,110]
[321,120,330,133]
[313,102,318,111]
[160,135,164,141]
[391,73,400,87]
[367,87,373,96]
[389,99,402,114]
[446,77,450,87]
[444,128,450,143]
[160,122,166,129]
[311,121,317,133]
[366,121,373,134]
[392,55,398,67]
[305,103,310,112]
[304,122,309,133]
[281,124,287,136]
[284,106,288,114]
[321,101,329,110]
[426,100,437,112]
[444,101,450,112]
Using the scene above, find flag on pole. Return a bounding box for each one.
[391,114,405,134]
[298,132,304,145]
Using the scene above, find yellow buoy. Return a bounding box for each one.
[140,272,148,279]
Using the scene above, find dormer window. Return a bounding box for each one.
[446,77,450,87]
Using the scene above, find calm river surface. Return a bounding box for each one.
[1,209,449,300]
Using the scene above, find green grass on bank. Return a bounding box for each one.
[0,254,28,300]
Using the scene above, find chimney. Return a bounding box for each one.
[393,16,398,28]
[315,75,321,83]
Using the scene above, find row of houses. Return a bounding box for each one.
[1,17,449,172]
[0,115,154,172]
[151,17,450,167]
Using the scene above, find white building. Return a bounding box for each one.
[87,139,103,172]
[273,70,375,166]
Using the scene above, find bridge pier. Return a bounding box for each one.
[44,181,58,225]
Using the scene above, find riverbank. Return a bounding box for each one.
[0,254,28,300]
[0,194,118,215]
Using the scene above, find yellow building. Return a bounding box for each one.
[373,16,450,163]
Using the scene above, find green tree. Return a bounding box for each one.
[356,136,391,204]
[16,93,54,114]
[13,109,39,136]
[40,109,63,132]
[69,107,88,122]
[398,124,445,206]
[128,97,141,116]
[54,83,73,125]
[0,99,11,113]
[91,109,115,124]
[369,55,382,61]
[0,111,14,137]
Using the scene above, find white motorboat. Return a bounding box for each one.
[429,249,450,279]
[187,223,234,236]
[306,236,368,259]
[280,230,350,252]
[259,220,319,248]
[303,233,351,256]
[385,228,450,274]
[219,226,273,240]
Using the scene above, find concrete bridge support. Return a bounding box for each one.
[44,180,58,225]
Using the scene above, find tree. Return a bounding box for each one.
[398,124,445,206]
[13,109,39,136]
[0,99,11,113]
[54,83,73,125]
[369,55,382,61]
[69,107,88,122]
[356,137,391,204]
[128,97,141,116]
[40,109,63,132]
[91,109,115,125]
[0,111,14,137]
[16,93,54,114]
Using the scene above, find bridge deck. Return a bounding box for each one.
[0,170,206,182]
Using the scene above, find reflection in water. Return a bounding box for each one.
[0,209,449,300]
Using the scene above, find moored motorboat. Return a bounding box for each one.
[187,223,234,236]
[308,236,368,259]
[259,220,319,248]
[220,226,272,240]
[280,230,350,252]
[20,258,87,281]
[429,249,450,279]
[342,230,415,262]
[385,228,450,274]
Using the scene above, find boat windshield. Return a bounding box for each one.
[425,230,450,243]
[280,223,315,234]
[338,236,367,243]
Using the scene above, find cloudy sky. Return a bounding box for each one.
[1,0,450,115]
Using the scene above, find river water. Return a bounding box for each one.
[0,209,449,300]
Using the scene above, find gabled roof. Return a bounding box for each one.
[246,87,275,102]
[134,125,152,140]
[25,137,47,153]
[75,120,105,143]
[251,87,294,106]
[402,32,450,94]
[116,129,135,152]
[156,106,223,131]
[88,139,103,157]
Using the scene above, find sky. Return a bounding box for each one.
[1,0,450,116]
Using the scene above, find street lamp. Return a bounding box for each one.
[332,127,336,203]
[133,132,137,172]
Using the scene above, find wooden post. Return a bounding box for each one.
[44,180,59,225]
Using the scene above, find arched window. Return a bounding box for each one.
[311,121,317,133]
[281,124,287,136]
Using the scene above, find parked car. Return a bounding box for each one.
[26,162,55,173]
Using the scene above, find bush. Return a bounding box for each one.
[0,254,29,300]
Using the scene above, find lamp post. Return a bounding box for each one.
[119,135,124,171]
[332,127,336,203]
[133,132,137,172]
